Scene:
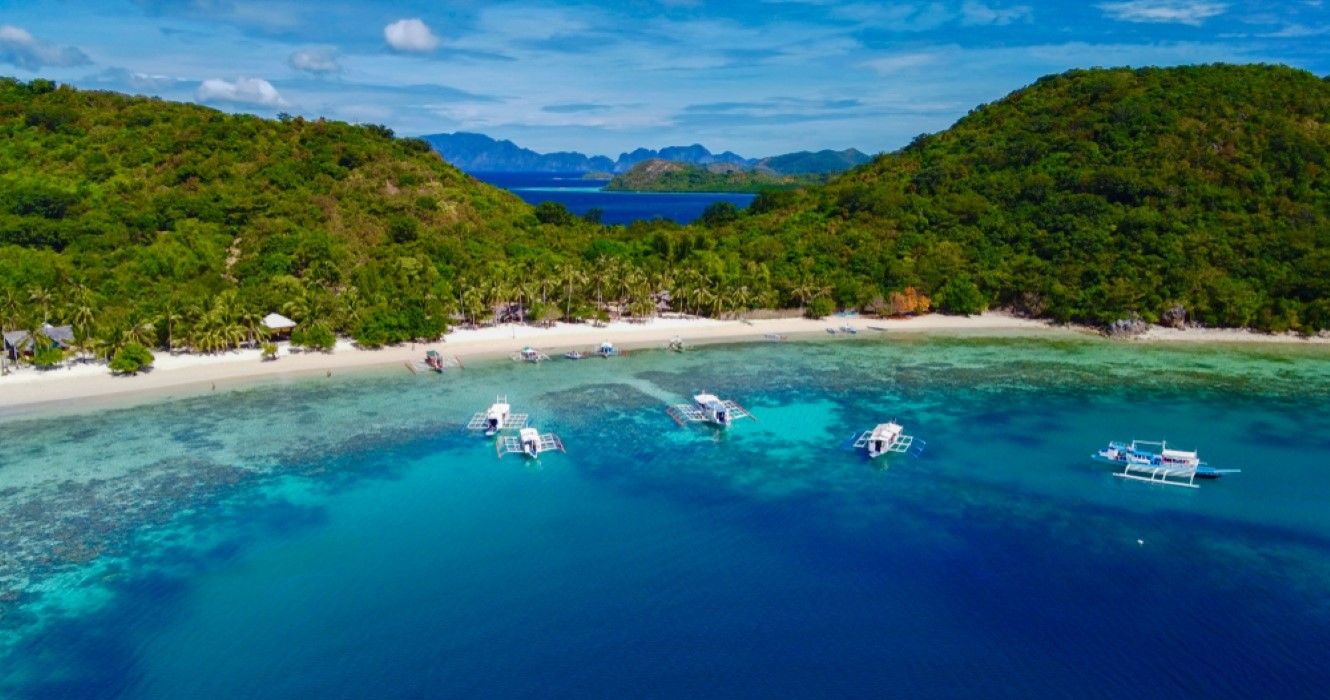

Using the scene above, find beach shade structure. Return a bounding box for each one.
[262,312,298,339]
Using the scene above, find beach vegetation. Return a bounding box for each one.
[0,63,1327,366]
[108,343,154,374]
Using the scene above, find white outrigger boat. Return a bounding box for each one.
[666,336,687,352]
[853,421,915,458]
[667,393,754,428]
[596,341,619,358]
[466,396,529,437]
[513,346,549,363]
[497,426,565,459]
[1093,439,1239,488]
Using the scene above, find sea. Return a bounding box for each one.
[471,172,757,225]
[2,332,1329,699]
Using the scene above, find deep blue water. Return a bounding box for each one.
[2,335,1329,698]
[471,172,757,225]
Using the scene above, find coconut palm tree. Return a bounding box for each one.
[27,286,53,325]
[0,288,23,375]
[557,263,586,322]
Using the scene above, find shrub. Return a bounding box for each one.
[936,276,986,315]
[291,322,336,352]
[805,296,836,318]
[261,341,278,360]
[109,343,154,374]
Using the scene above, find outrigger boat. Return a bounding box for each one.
[825,328,838,335]
[853,421,915,458]
[467,396,529,437]
[596,341,619,358]
[839,325,858,335]
[666,336,687,352]
[407,350,461,374]
[497,426,565,459]
[563,350,585,360]
[1093,439,1240,488]
[667,393,754,428]
[764,333,787,342]
[513,346,549,363]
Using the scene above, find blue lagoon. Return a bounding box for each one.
[2,334,1329,698]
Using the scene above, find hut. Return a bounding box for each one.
[4,324,74,360]
[262,312,297,339]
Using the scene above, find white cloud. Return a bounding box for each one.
[197,77,287,107]
[961,2,1033,26]
[289,48,340,74]
[1098,1,1227,26]
[864,51,944,74]
[384,18,440,53]
[0,24,91,70]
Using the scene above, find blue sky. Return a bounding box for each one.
[1,1,1327,156]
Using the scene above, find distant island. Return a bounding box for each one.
[418,131,871,176]
[604,159,824,193]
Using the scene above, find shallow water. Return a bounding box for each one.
[2,334,1329,698]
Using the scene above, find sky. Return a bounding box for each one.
[1,1,1327,157]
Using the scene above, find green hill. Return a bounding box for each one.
[723,64,1330,331]
[0,77,545,349]
[755,148,872,175]
[604,159,821,192]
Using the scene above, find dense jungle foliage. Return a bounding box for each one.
[724,63,1330,331]
[1,64,1327,363]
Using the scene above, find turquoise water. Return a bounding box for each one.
[2,334,1329,698]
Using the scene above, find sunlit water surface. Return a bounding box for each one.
[1,333,1328,698]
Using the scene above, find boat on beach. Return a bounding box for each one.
[597,341,619,358]
[563,350,585,360]
[513,346,550,363]
[666,336,687,352]
[667,393,754,428]
[1093,439,1239,488]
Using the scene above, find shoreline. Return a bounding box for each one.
[1,312,1325,417]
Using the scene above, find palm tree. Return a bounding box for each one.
[28,286,53,325]
[0,288,22,375]
[238,309,268,347]
[557,263,586,322]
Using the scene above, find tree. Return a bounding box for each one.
[291,321,336,352]
[534,201,577,226]
[935,276,986,315]
[699,201,740,227]
[261,341,278,361]
[109,343,154,374]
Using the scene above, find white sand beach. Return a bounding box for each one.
[0,313,1053,413]
[1,312,1325,414]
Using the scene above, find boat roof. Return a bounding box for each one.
[488,402,510,413]
[600,341,614,348]
[694,393,720,404]
[519,427,539,440]
[1162,448,1198,458]
[871,422,902,437]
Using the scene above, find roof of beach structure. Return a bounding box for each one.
[262,312,297,330]
[4,324,74,348]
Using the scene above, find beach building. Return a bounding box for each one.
[262,313,297,339]
[4,324,75,360]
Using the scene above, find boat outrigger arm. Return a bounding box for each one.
[853,422,914,458]
[496,428,565,459]
[467,396,529,436]
[667,393,754,427]
[1093,439,1240,489]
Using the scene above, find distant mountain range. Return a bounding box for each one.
[419,132,872,176]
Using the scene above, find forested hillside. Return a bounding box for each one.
[722,64,1330,330]
[1,64,1328,364]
